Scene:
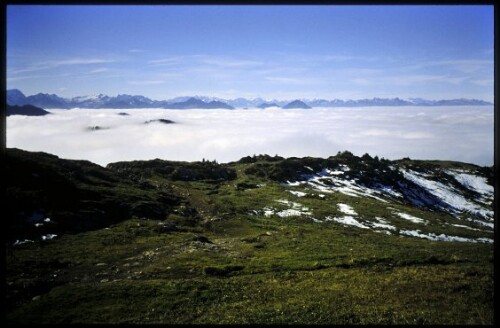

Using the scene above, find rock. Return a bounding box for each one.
[100,279,109,283]
[32,295,41,301]
[144,119,175,124]
[96,263,107,266]
[192,235,212,243]
[158,221,178,233]
[241,236,260,243]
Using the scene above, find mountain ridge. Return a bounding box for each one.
[7,89,493,109]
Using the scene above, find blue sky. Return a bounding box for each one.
[7,5,493,101]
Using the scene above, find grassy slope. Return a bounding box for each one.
[5,151,494,324]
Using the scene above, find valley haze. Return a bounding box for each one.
[6,105,493,167]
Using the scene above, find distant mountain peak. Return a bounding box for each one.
[164,97,234,109]
[5,89,493,109]
[283,100,311,109]
[258,102,280,109]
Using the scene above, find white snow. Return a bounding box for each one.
[322,204,371,229]
[276,209,311,217]
[465,217,494,229]
[447,170,493,197]
[374,216,389,224]
[401,169,493,219]
[288,190,307,197]
[41,234,58,241]
[373,184,403,198]
[325,215,370,229]
[34,223,44,227]
[337,203,357,216]
[476,237,495,244]
[399,229,493,244]
[451,224,482,232]
[276,199,303,208]
[328,169,345,175]
[304,171,391,202]
[13,239,34,246]
[339,165,350,171]
[394,211,427,224]
[44,218,52,223]
[263,208,275,217]
[261,199,312,217]
[370,217,397,230]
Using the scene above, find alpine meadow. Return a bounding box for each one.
[5,4,495,325]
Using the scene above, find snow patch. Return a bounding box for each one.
[451,224,482,232]
[13,239,34,246]
[299,169,393,203]
[276,209,311,217]
[41,234,58,241]
[288,190,307,197]
[337,203,357,216]
[399,229,493,244]
[325,215,369,229]
[447,170,493,197]
[393,211,426,224]
[260,199,312,217]
[369,217,397,231]
[401,169,492,220]
[263,208,275,217]
[464,217,494,229]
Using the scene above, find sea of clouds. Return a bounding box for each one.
[6,106,493,167]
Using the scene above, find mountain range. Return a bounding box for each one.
[7,89,493,109]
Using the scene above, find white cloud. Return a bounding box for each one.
[199,57,262,68]
[88,67,109,74]
[148,55,205,66]
[9,58,115,75]
[471,79,493,87]
[6,106,493,167]
[127,80,165,85]
[386,74,468,86]
[265,76,315,85]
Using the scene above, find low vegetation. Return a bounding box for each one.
[5,148,494,324]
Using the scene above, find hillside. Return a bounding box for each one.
[6,104,51,116]
[5,148,494,324]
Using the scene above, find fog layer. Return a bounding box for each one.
[7,106,493,167]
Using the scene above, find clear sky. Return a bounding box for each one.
[7,5,493,101]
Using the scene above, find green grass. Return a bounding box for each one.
[6,212,493,324]
[5,149,494,324]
